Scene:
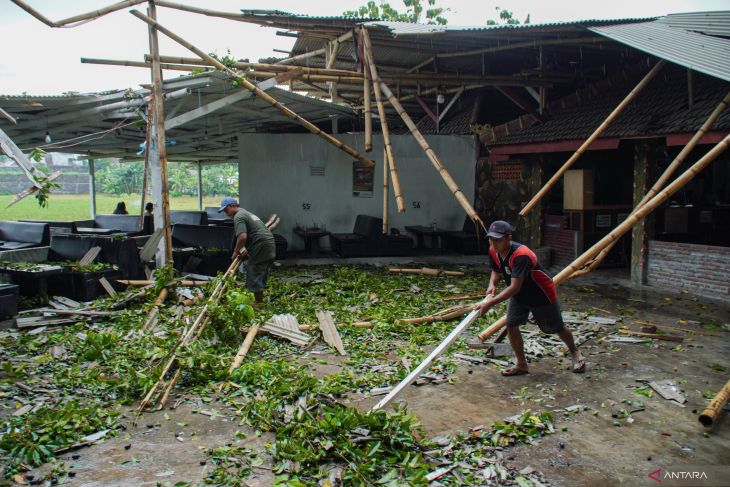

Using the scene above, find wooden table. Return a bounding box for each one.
[405,225,448,251]
[293,228,330,257]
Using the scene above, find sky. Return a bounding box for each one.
[0,0,727,95]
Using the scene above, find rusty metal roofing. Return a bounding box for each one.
[590,14,730,82]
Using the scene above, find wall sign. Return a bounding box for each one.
[352,160,374,198]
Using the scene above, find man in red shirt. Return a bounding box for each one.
[475,220,585,376]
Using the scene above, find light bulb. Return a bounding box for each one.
[436,94,445,104]
[44,132,52,143]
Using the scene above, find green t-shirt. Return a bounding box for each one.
[233,208,276,263]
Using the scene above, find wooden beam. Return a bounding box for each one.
[438,87,464,123]
[0,128,44,187]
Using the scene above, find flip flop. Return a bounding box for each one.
[501,367,529,377]
[572,356,586,374]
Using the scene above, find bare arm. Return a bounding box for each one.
[486,270,501,296]
[476,276,524,316]
[232,232,248,260]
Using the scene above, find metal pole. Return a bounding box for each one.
[197,162,203,211]
[88,158,97,219]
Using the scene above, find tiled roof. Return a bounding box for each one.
[491,65,730,146]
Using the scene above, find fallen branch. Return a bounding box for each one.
[398,304,472,324]
[699,379,730,427]
[389,267,464,277]
[228,323,259,373]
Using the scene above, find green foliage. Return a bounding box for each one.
[208,285,255,344]
[344,0,449,25]
[0,401,119,475]
[486,6,530,25]
[490,411,554,447]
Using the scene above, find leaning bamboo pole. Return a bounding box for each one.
[382,148,390,234]
[9,0,146,27]
[153,55,359,76]
[130,10,374,168]
[478,131,730,341]
[363,52,373,153]
[362,28,405,212]
[699,379,730,427]
[577,89,730,272]
[363,28,482,225]
[228,323,259,373]
[519,60,666,217]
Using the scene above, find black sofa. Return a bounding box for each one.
[171,211,208,226]
[330,215,413,257]
[171,224,235,275]
[205,206,233,226]
[442,217,489,254]
[0,221,50,250]
[74,215,151,236]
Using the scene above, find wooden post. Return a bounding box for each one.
[479,131,730,342]
[88,158,97,219]
[361,28,405,212]
[631,139,658,284]
[519,60,666,217]
[363,30,482,225]
[196,162,203,210]
[146,2,173,264]
[130,10,374,168]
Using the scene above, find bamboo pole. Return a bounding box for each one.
[519,60,666,216]
[138,101,153,228]
[153,55,359,76]
[129,10,374,168]
[382,147,390,234]
[228,323,259,373]
[10,0,147,27]
[363,30,482,225]
[578,89,730,271]
[362,28,405,211]
[363,49,373,152]
[478,131,730,341]
[117,279,208,287]
[699,379,730,427]
[389,267,465,276]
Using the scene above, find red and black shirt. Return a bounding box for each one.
[488,241,558,306]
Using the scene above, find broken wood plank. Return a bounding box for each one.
[139,228,164,262]
[33,309,113,317]
[99,277,116,297]
[79,246,102,266]
[315,310,346,356]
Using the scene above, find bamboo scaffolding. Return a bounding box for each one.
[519,60,666,217]
[699,379,730,427]
[117,279,208,287]
[152,55,358,76]
[478,131,730,341]
[228,323,259,373]
[9,0,146,27]
[363,39,373,152]
[362,28,405,211]
[576,89,730,271]
[140,288,168,331]
[130,10,374,168]
[364,31,482,224]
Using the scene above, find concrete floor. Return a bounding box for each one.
[26,267,730,486]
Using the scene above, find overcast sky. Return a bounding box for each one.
[1,0,726,95]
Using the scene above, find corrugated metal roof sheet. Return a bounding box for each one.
[590,20,730,82]
[658,11,730,37]
[364,17,655,35]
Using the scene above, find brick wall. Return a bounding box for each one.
[647,240,730,302]
[544,215,577,267]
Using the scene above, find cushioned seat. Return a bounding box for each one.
[442,217,489,254]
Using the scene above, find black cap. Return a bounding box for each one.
[486,220,512,238]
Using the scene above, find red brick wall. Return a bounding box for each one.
[647,240,730,302]
[544,215,577,267]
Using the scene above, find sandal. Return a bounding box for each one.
[501,367,529,377]
[572,355,586,374]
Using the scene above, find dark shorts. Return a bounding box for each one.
[506,298,565,334]
[242,259,273,293]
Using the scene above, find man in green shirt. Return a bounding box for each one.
[218,197,276,305]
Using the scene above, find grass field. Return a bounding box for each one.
[0,194,223,221]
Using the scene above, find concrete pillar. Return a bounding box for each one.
[631,139,660,284]
[88,158,96,219]
[524,155,543,249]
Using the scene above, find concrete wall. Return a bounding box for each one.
[0,169,89,194]
[647,240,730,303]
[237,133,477,251]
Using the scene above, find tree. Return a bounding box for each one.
[343,0,449,25]
[486,6,530,25]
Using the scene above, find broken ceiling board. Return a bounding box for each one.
[262,314,310,346]
[315,310,346,356]
[79,246,102,266]
[98,277,117,297]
